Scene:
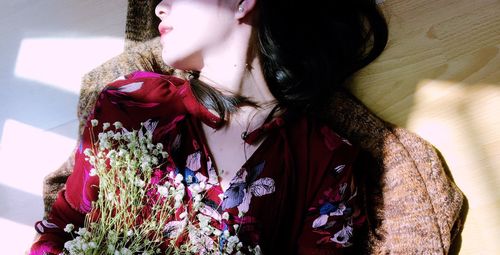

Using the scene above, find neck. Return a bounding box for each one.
[198,26,276,109]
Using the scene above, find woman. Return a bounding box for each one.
[31,0,388,254]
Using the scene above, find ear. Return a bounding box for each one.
[235,0,257,20]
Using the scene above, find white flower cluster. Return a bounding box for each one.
[64,120,263,255]
[63,120,170,255]
[63,226,98,254]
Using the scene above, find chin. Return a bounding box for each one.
[161,49,202,71]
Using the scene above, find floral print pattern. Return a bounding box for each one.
[309,175,362,247]
[31,72,364,255]
[221,162,275,214]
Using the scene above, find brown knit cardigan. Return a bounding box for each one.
[41,1,467,254]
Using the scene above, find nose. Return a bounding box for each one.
[155,0,169,19]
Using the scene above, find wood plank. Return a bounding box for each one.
[352,1,500,254]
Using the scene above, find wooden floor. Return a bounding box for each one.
[353,1,500,254]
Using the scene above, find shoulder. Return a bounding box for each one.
[283,112,361,182]
[102,71,188,98]
[84,71,192,133]
[288,112,358,155]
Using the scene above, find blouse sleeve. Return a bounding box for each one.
[30,71,204,254]
[296,125,366,255]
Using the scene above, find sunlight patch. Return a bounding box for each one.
[0,119,76,196]
[14,37,124,94]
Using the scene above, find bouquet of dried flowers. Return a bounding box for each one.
[62,120,257,255]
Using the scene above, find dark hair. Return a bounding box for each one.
[190,0,388,120]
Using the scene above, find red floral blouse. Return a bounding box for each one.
[30,71,365,255]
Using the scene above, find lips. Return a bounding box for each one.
[158,24,173,36]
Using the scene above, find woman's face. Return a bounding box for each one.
[155,0,237,70]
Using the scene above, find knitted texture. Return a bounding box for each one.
[42,1,467,254]
[124,0,162,50]
[324,93,467,254]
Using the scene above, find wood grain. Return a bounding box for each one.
[351,1,500,254]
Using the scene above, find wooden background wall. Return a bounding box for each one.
[352,1,500,254]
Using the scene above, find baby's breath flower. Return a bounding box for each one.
[151,156,158,165]
[174,201,181,209]
[222,212,230,221]
[107,231,118,242]
[161,151,168,158]
[156,143,163,150]
[134,178,145,188]
[63,240,74,251]
[76,227,88,236]
[233,224,240,231]
[81,243,89,251]
[189,246,199,253]
[152,149,159,155]
[226,235,240,253]
[147,143,155,150]
[176,183,185,193]
[113,132,121,140]
[174,173,183,184]
[199,181,206,191]
[179,211,187,219]
[118,148,127,157]
[127,229,134,237]
[107,244,115,254]
[202,226,211,234]
[99,140,110,150]
[228,236,239,244]
[106,150,116,158]
[121,248,133,255]
[64,123,263,254]
[88,156,96,165]
[174,193,183,202]
[253,245,262,255]
[102,122,110,130]
[83,148,93,157]
[113,121,123,129]
[89,168,97,177]
[98,158,106,165]
[98,132,107,141]
[106,192,114,201]
[64,223,74,233]
[193,194,202,203]
[213,229,222,237]
[157,185,169,197]
[91,119,98,127]
[197,214,211,228]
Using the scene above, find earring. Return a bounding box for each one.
[238,6,244,12]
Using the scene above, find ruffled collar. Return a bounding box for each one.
[128,71,290,143]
